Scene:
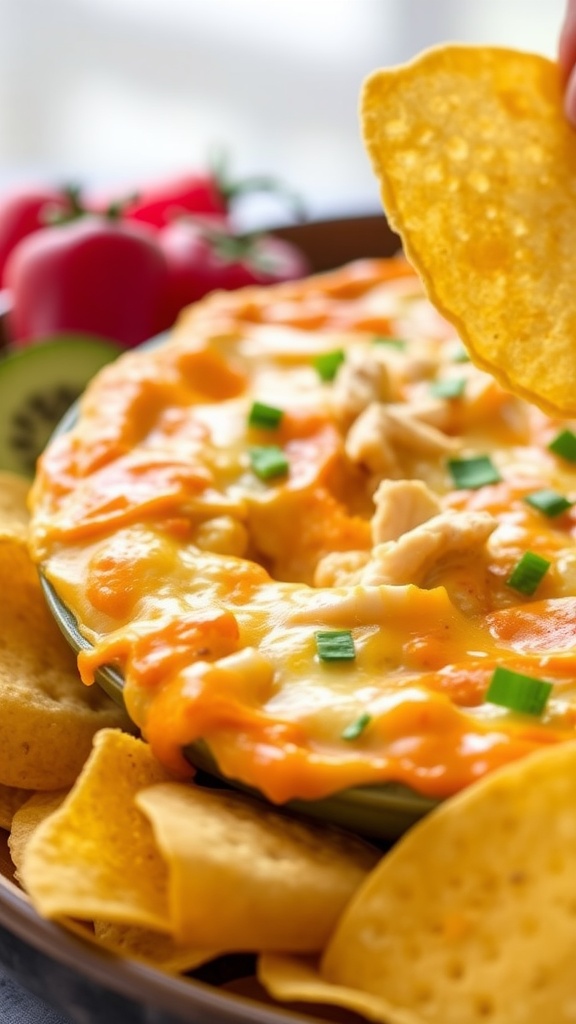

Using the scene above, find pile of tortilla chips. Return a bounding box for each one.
[12,728,379,971]
[6,38,576,1024]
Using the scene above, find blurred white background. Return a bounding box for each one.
[0,0,568,224]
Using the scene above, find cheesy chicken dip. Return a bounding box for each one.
[28,256,576,805]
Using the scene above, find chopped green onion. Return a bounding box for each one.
[315,629,356,662]
[548,428,576,463]
[485,666,553,717]
[249,445,289,481]
[341,712,372,741]
[372,335,407,350]
[451,343,471,363]
[506,551,551,596]
[430,377,466,399]
[523,488,574,518]
[313,349,345,382]
[447,454,501,489]
[248,401,284,429]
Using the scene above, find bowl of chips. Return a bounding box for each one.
[7,40,576,1024]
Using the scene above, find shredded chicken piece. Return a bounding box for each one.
[313,549,370,587]
[389,397,453,431]
[397,354,438,383]
[345,401,459,479]
[371,479,442,545]
[344,403,400,477]
[360,509,497,586]
[383,405,459,455]
[331,351,393,425]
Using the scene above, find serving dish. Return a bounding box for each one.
[36,208,439,844]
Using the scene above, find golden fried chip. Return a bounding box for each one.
[136,783,379,952]
[0,471,30,541]
[8,790,68,875]
[19,730,174,931]
[0,539,132,789]
[258,954,418,1024]
[93,921,218,974]
[303,742,576,1024]
[0,783,35,831]
[361,45,576,415]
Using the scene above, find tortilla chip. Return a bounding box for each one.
[361,45,576,415]
[8,790,68,875]
[19,729,174,931]
[258,954,419,1024]
[93,920,219,974]
[315,742,576,1024]
[0,539,132,789]
[136,783,379,952]
[0,783,35,831]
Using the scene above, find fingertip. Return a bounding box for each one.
[565,67,576,128]
[558,0,576,82]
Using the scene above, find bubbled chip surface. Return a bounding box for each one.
[361,45,576,416]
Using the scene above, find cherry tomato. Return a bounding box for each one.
[5,215,169,349]
[0,185,73,287]
[156,217,309,328]
[96,159,304,231]
[120,173,228,229]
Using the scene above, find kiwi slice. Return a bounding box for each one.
[0,335,122,477]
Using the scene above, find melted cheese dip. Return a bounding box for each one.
[29,258,576,802]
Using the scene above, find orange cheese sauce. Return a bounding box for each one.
[28,258,576,803]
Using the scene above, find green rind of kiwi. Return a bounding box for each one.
[0,335,122,478]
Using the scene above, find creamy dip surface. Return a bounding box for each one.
[28,258,576,803]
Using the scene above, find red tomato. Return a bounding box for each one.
[156,218,309,328]
[100,163,303,231]
[0,185,73,287]
[117,174,228,229]
[5,216,168,349]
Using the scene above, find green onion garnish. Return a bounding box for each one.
[248,401,284,430]
[548,428,576,463]
[249,445,289,481]
[315,630,356,662]
[372,335,407,350]
[313,350,345,382]
[523,488,574,518]
[341,712,372,741]
[485,666,553,716]
[430,377,466,400]
[447,454,501,489]
[506,551,551,596]
[451,343,471,363]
